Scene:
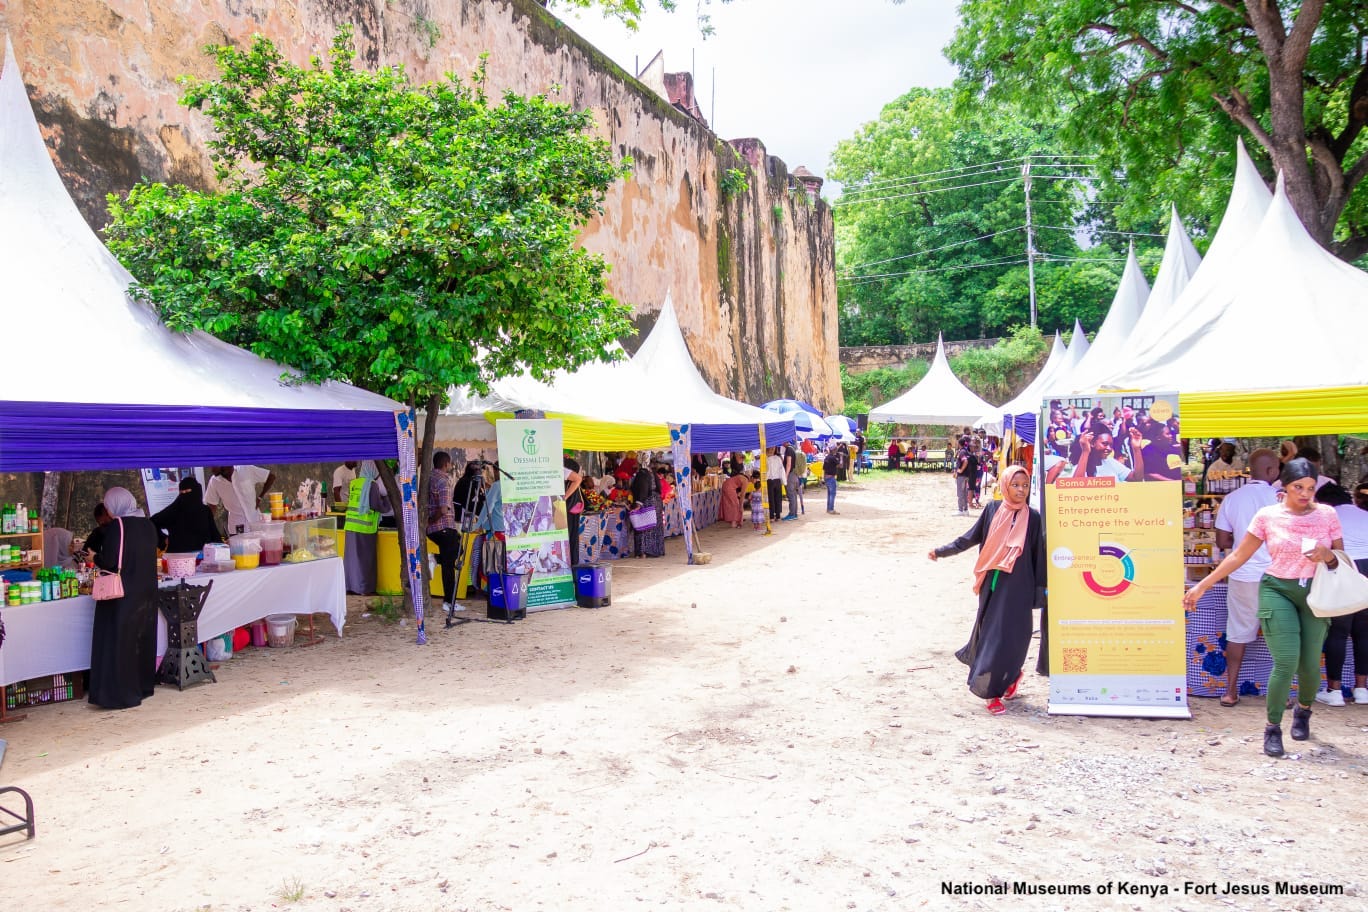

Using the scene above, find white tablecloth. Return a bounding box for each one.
[0,558,345,687]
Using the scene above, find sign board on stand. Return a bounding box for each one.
[1041,392,1189,718]
[494,419,575,610]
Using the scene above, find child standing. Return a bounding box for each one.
[749,473,766,531]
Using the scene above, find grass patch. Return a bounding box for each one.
[369,595,404,623]
[276,877,305,903]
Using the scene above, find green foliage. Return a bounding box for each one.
[368,595,404,623]
[720,167,750,198]
[831,88,1125,346]
[948,1,1368,261]
[840,362,929,413]
[946,325,1048,403]
[105,30,634,407]
[841,327,1047,419]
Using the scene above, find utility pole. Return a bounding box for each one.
[1022,157,1038,329]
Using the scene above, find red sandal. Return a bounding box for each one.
[986,698,1006,715]
[1003,671,1025,701]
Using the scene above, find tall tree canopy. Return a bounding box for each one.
[105,30,634,594]
[830,88,1130,346]
[949,1,1368,262]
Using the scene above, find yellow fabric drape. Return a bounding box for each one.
[482,411,671,450]
[1177,387,1368,438]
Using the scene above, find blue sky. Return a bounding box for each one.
[563,0,959,189]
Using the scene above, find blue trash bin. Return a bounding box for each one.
[574,563,612,608]
[488,570,530,621]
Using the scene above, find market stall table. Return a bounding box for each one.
[1186,582,1355,699]
[0,558,345,689]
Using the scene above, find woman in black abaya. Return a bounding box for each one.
[89,487,159,709]
[928,465,1046,714]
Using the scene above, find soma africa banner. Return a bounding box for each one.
[1041,392,1188,718]
[495,419,575,610]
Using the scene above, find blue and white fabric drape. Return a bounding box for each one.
[669,424,695,563]
[394,409,425,644]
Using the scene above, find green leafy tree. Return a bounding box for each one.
[105,30,633,600]
[949,1,1368,262]
[831,88,1124,345]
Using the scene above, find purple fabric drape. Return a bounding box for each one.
[0,402,398,470]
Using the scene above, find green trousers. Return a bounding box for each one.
[1258,576,1329,726]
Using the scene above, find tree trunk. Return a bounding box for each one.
[40,471,60,528]
[1242,0,1343,249]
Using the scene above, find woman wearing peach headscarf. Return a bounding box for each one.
[927,466,1047,715]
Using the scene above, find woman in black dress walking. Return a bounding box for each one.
[89,487,159,709]
[928,465,1046,714]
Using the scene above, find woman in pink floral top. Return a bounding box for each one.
[1185,459,1344,757]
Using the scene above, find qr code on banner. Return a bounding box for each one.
[1062,648,1088,673]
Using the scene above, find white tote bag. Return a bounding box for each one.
[1307,550,1368,618]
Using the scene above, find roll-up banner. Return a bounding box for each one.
[1041,392,1189,718]
[494,419,575,610]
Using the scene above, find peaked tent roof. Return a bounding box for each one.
[1097,140,1272,388]
[1122,205,1202,356]
[976,330,1066,436]
[1103,178,1368,435]
[624,296,796,449]
[0,39,403,470]
[1047,247,1150,396]
[436,296,795,451]
[868,335,995,426]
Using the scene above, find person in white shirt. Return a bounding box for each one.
[765,446,786,522]
[1212,448,1280,707]
[1314,481,1368,706]
[204,464,275,535]
[1207,441,1245,475]
[331,461,358,506]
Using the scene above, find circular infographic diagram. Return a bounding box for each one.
[1083,541,1136,597]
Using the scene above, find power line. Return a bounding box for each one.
[839,227,1026,274]
[840,153,1098,196]
[838,256,1028,285]
[1036,225,1168,238]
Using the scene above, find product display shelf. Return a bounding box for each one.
[0,522,43,572]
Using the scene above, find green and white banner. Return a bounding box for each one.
[495,419,575,610]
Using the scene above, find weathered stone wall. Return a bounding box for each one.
[1,0,840,411]
[840,338,1002,375]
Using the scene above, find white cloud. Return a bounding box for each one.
[562,0,957,186]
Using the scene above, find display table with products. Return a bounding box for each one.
[1186,582,1356,698]
[0,558,345,689]
[577,489,721,563]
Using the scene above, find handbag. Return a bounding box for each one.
[1307,550,1368,618]
[628,504,658,531]
[91,517,126,601]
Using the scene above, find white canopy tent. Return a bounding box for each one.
[869,335,996,426]
[434,295,794,451]
[0,36,404,469]
[1095,140,1272,390]
[1098,178,1368,433]
[1122,206,1202,357]
[1046,247,1151,396]
[975,330,1065,436]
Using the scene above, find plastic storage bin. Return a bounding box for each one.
[265,614,297,647]
[229,533,261,570]
[164,552,199,579]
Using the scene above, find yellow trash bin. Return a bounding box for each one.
[376,530,402,596]
[373,530,445,597]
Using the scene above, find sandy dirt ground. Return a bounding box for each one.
[1,471,1365,911]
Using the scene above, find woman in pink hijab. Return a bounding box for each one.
[928,466,1047,715]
